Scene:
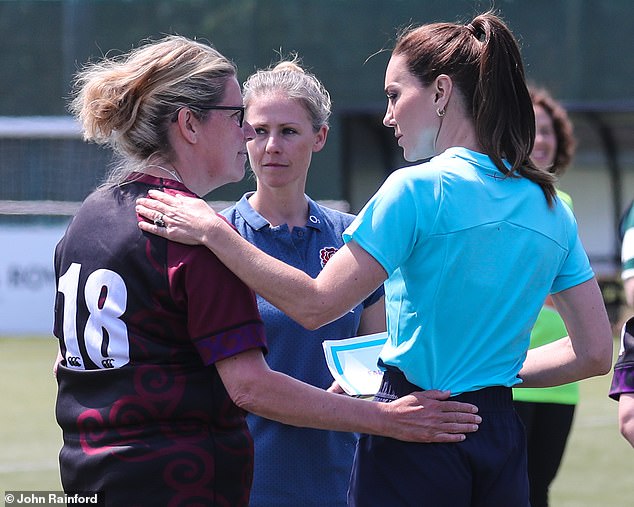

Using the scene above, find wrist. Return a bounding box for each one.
[371,398,393,437]
[203,214,229,251]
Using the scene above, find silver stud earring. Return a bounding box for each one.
[436,107,446,117]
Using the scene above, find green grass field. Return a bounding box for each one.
[1,337,62,492]
[1,336,633,504]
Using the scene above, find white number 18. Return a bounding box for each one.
[57,262,130,369]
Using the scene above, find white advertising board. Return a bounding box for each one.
[0,223,69,336]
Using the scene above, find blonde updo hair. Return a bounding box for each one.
[69,35,237,185]
[242,56,331,132]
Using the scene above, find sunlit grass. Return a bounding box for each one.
[1,336,632,504]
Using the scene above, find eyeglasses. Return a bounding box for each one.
[195,105,245,127]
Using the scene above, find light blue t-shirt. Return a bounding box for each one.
[343,147,593,395]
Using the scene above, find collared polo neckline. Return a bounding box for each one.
[234,192,326,232]
[439,147,512,174]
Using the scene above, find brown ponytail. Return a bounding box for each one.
[394,11,557,206]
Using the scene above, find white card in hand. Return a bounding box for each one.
[322,332,387,397]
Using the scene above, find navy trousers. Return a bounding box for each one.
[348,368,529,507]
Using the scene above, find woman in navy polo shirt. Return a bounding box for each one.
[220,58,386,507]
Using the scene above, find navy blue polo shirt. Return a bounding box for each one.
[222,193,384,507]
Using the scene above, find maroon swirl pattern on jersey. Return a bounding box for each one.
[54,175,265,506]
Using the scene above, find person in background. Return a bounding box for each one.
[512,85,579,507]
[55,35,481,506]
[136,12,613,507]
[224,58,385,507]
[608,317,634,447]
[609,202,634,447]
[620,200,634,309]
[609,317,634,447]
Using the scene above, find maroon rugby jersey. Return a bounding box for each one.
[53,174,266,506]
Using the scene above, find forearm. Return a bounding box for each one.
[205,219,384,329]
[220,350,405,438]
[217,349,480,443]
[518,337,600,387]
[519,278,613,387]
[204,220,338,327]
[237,367,390,435]
[618,394,634,447]
[136,190,384,327]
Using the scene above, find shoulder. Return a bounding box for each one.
[219,193,255,228]
[219,203,238,222]
[311,199,356,228]
[80,185,121,208]
[373,158,453,212]
[382,150,476,191]
[219,193,249,222]
[377,162,439,201]
[168,239,225,272]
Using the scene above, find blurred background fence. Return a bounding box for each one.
[1,0,634,334]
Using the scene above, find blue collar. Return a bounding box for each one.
[234,192,326,232]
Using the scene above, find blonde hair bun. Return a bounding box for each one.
[272,61,304,74]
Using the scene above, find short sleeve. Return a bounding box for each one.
[609,317,634,400]
[550,205,594,294]
[168,242,267,366]
[343,168,438,276]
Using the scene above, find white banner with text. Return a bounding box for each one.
[0,224,68,336]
